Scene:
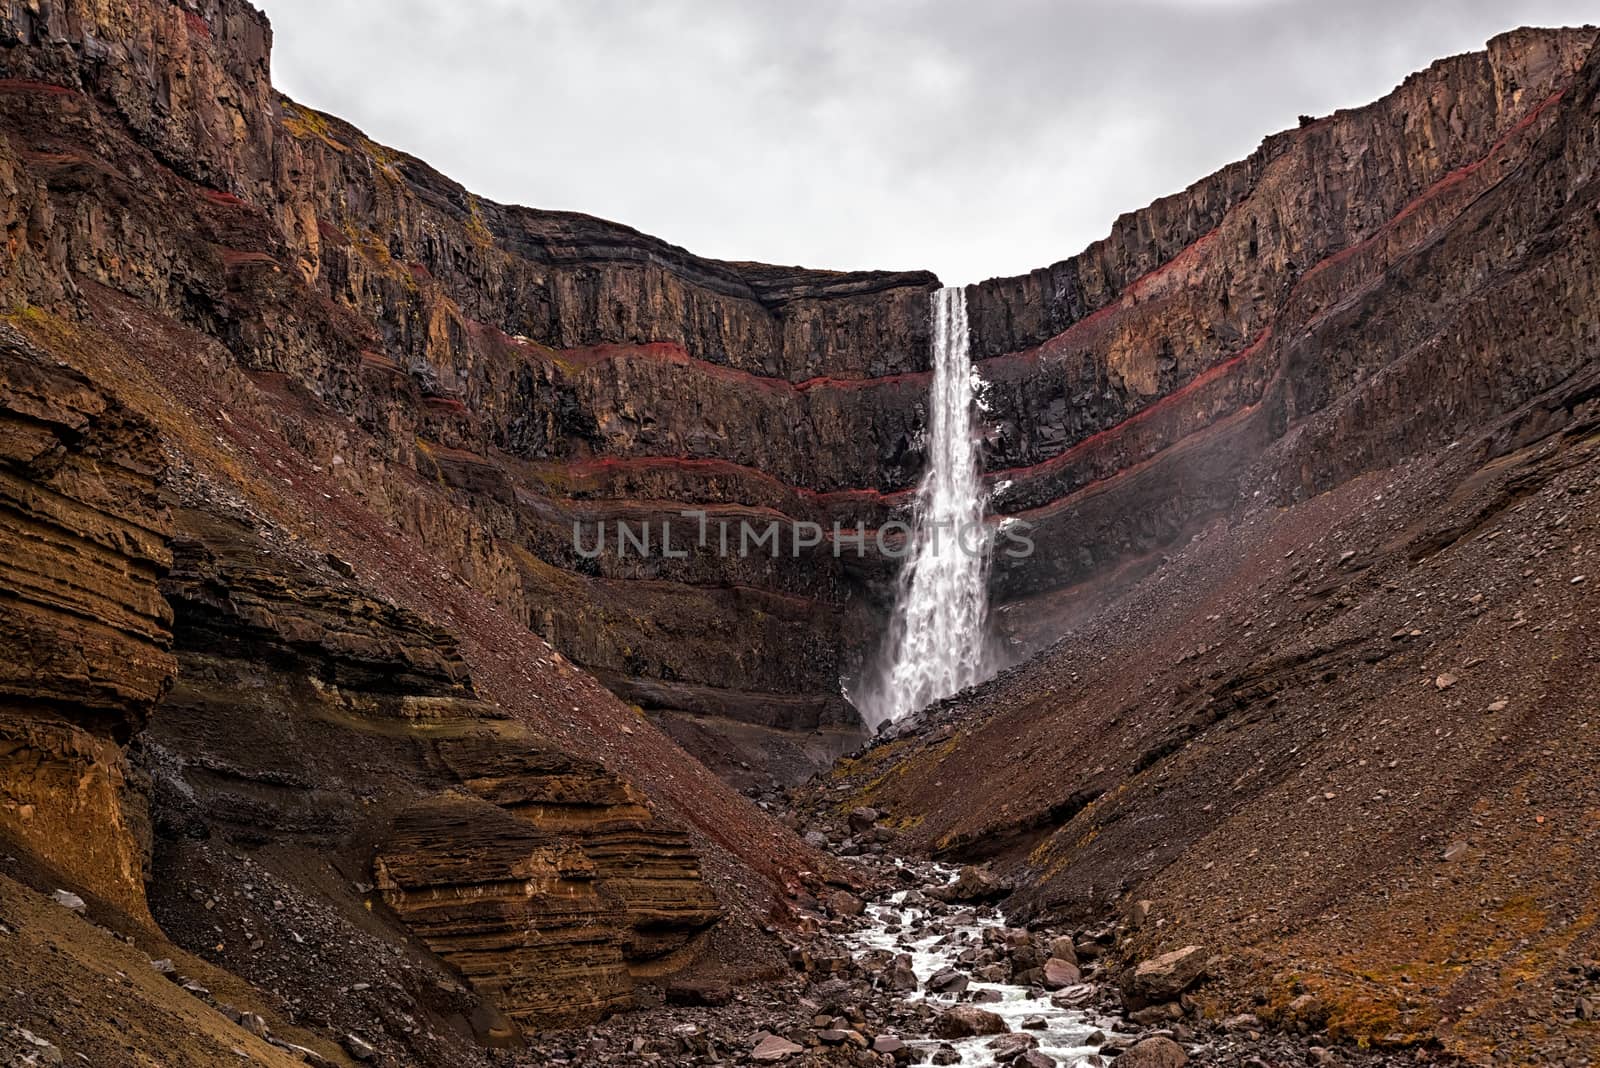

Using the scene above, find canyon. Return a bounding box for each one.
[1,1,1598,1065]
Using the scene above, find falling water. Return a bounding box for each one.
[861,286,992,727]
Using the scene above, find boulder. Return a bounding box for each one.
[1116,1036,1188,1068]
[665,979,733,1007]
[342,1035,378,1062]
[826,889,866,917]
[887,954,919,991]
[933,1005,1009,1038]
[993,927,1032,949]
[1010,945,1046,972]
[939,865,1009,903]
[1043,957,1081,989]
[1050,984,1095,1008]
[847,807,879,832]
[752,1034,805,1061]
[988,1032,1040,1061]
[50,890,86,913]
[1127,1001,1183,1025]
[1124,945,1209,1007]
[926,968,969,995]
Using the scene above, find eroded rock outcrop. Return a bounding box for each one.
[148,508,720,1030]
[373,792,635,1031]
[436,734,721,967]
[0,325,173,918]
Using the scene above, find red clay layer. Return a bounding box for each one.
[0,79,77,96]
[983,329,1274,488]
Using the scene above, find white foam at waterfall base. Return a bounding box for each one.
[859,286,994,727]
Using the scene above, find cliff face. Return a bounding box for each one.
[148,507,725,1036]
[0,325,173,920]
[974,26,1598,612]
[6,1,1588,787]
[0,1,836,1054]
[816,26,1600,1064]
[3,0,1600,1060]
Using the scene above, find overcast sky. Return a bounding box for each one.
[259,1,1596,285]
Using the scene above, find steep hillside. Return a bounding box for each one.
[8,7,1592,790]
[0,1,849,1060]
[816,26,1600,1065]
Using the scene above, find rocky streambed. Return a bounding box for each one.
[517,838,1245,1066]
[845,863,1152,1066]
[508,802,1400,1066]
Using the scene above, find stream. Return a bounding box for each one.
[848,865,1137,1066]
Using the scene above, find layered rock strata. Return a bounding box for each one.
[0,325,173,918]
[372,792,636,1031]
[436,734,721,967]
[6,4,1593,764]
[148,508,721,1028]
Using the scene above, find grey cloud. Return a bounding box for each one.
[260,0,1597,283]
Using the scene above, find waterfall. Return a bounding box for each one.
[860,286,993,727]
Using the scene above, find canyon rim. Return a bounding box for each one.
[1,3,1599,1067]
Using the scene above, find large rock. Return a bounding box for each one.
[1123,945,1210,1008]
[1042,957,1081,989]
[927,968,970,995]
[933,1005,1009,1038]
[751,1034,805,1061]
[847,806,879,833]
[938,865,1010,903]
[988,1032,1040,1061]
[887,954,918,991]
[1116,1036,1189,1068]
[665,979,732,1007]
[825,889,866,917]
[1046,936,1079,966]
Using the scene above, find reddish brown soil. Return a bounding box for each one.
[821,368,1600,1062]
[0,868,330,1068]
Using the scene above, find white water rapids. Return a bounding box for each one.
[861,286,993,727]
[850,866,1127,1065]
